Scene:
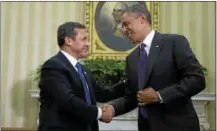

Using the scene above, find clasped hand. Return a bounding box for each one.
[137,87,159,105]
[100,104,114,123]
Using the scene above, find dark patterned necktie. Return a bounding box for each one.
[138,43,148,89]
[138,43,148,118]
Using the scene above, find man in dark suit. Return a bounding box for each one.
[106,4,205,131]
[38,22,125,131]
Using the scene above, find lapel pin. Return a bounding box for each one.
[155,45,159,47]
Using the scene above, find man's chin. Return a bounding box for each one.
[79,52,89,59]
[130,39,141,45]
[131,41,136,44]
[130,39,138,44]
[83,52,89,57]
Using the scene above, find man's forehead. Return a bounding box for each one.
[75,28,88,34]
[121,12,134,22]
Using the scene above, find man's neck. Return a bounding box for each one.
[142,28,153,42]
[61,48,79,60]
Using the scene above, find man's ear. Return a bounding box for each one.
[64,37,72,46]
[139,14,146,24]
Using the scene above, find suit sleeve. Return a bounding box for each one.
[87,69,125,103]
[39,60,98,125]
[158,35,206,104]
[111,58,138,116]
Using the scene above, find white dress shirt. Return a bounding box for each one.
[139,30,164,103]
[60,50,102,119]
[140,29,155,56]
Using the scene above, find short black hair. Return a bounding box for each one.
[57,21,86,47]
[124,4,152,25]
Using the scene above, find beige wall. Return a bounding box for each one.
[1,1,216,129]
[1,2,85,128]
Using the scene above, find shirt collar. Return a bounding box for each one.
[60,50,78,67]
[141,29,155,48]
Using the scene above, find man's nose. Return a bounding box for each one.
[86,41,90,46]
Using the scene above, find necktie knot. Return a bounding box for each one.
[140,43,146,52]
[76,62,82,70]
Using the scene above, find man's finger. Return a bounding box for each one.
[143,87,151,91]
[102,104,108,112]
[137,94,140,99]
[138,102,146,106]
[138,90,144,93]
[137,98,142,102]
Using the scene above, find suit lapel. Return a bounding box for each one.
[144,32,163,87]
[57,51,83,88]
[129,47,140,89]
[57,51,96,104]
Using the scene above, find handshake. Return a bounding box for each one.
[100,104,114,123]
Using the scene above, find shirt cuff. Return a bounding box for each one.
[97,107,102,120]
[157,91,164,103]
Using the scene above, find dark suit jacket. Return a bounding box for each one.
[112,32,205,131]
[38,52,125,131]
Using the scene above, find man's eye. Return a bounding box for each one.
[122,22,128,28]
[83,36,88,40]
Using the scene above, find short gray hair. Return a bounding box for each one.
[124,4,152,25]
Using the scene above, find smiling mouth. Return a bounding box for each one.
[85,48,89,52]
